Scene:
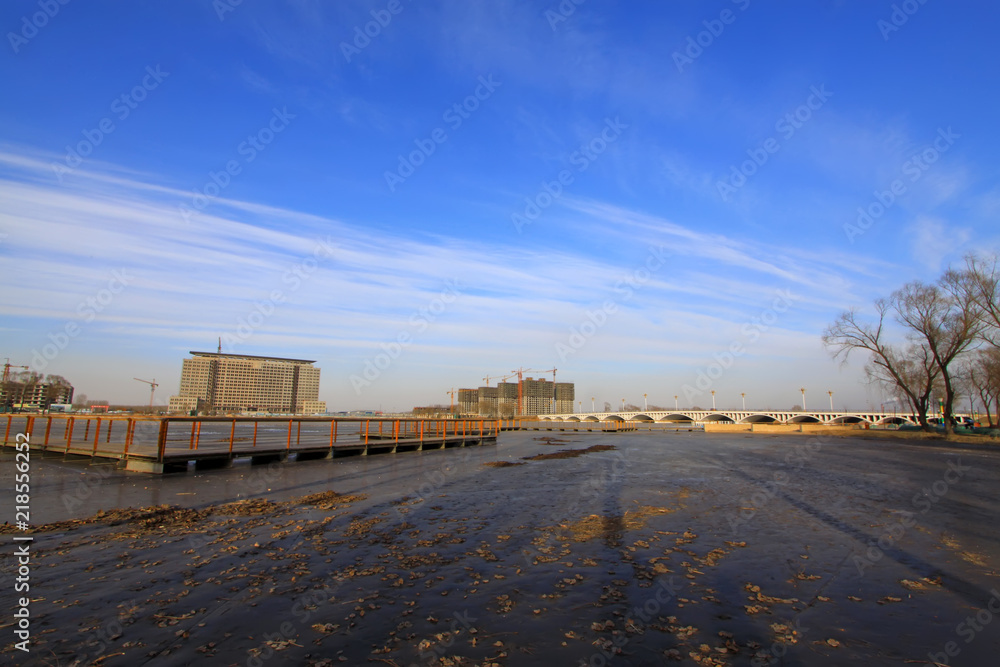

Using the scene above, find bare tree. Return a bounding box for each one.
[894,280,983,435]
[947,254,1000,348]
[823,303,940,431]
[963,349,1000,427]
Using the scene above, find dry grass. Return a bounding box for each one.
[522,444,617,461]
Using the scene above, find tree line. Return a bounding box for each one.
[823,255,1000,434]
[0,371,73,411]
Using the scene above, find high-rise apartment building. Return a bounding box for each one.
[168,351,323,414]
[521,377,553,415]
[456,378,574,416]
[554,382,575,413]
[458,388,478,414]
[1,381,74,411]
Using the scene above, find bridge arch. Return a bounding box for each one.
[829,415,870,425]
[740,414,777,423]
[657,413,694,422]
[630,414,655,422]
[873,416,908,425]
[788,415,822,424]
[605,415,626,422]
[703,413,735,423]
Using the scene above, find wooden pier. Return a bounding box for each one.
[1,415,499,474]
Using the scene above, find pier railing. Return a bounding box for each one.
[2,414,500,463]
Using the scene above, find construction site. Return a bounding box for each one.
[450,367,575,417]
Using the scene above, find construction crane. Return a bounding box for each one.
[134,377,159,410]
[526,367,558,413]
[3,359,30,384]
[446,388,456,414]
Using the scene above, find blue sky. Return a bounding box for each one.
[1,0,998,412]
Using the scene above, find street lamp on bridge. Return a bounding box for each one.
[828,390,834,411]
[800,387,806,411]
[591,397,595,412]
[621,398,626,411]
[711,390,716,410]
[741,392,746,410]
[674,395,678,410]
[643,393,647,411]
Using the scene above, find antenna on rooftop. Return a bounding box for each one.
[218,337,222,354]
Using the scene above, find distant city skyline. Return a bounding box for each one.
[2,2,998,412]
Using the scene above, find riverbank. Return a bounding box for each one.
[2,431,999,665]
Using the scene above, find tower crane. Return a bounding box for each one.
[482,373,505,387]
[134,377,159,411]
[2,359,30,384]
[446,388,456,414]
[510,368,528,416]
[2,359,30,411]
[526,367,557,413]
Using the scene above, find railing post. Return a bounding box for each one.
[44,417,53,448]
[84,419,91,441]
[65,417,75,454]
[253,421,259,448]
[419,420,423,443]
[364,420,370,446]
[195,421,202,449]
[286,419,293,451]
[329,420,335,450]
[123,418,134,458]
[229,419,236,454]
[190,421,197,450]
[3,415,10,445]
[156,419,169,463]
[334,420,338,445]
[92,418,102,455]
[296,420,301,445]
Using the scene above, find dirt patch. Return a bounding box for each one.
[482,461,526,468]
[534,436,572,445]
[1,490,366,534]
[295,490,367,509]
[522,444,617,461]
[557,505,674,542]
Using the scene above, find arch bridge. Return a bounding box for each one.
[538,410,926,426]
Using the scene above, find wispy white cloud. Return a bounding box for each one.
[0,146,878,407]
